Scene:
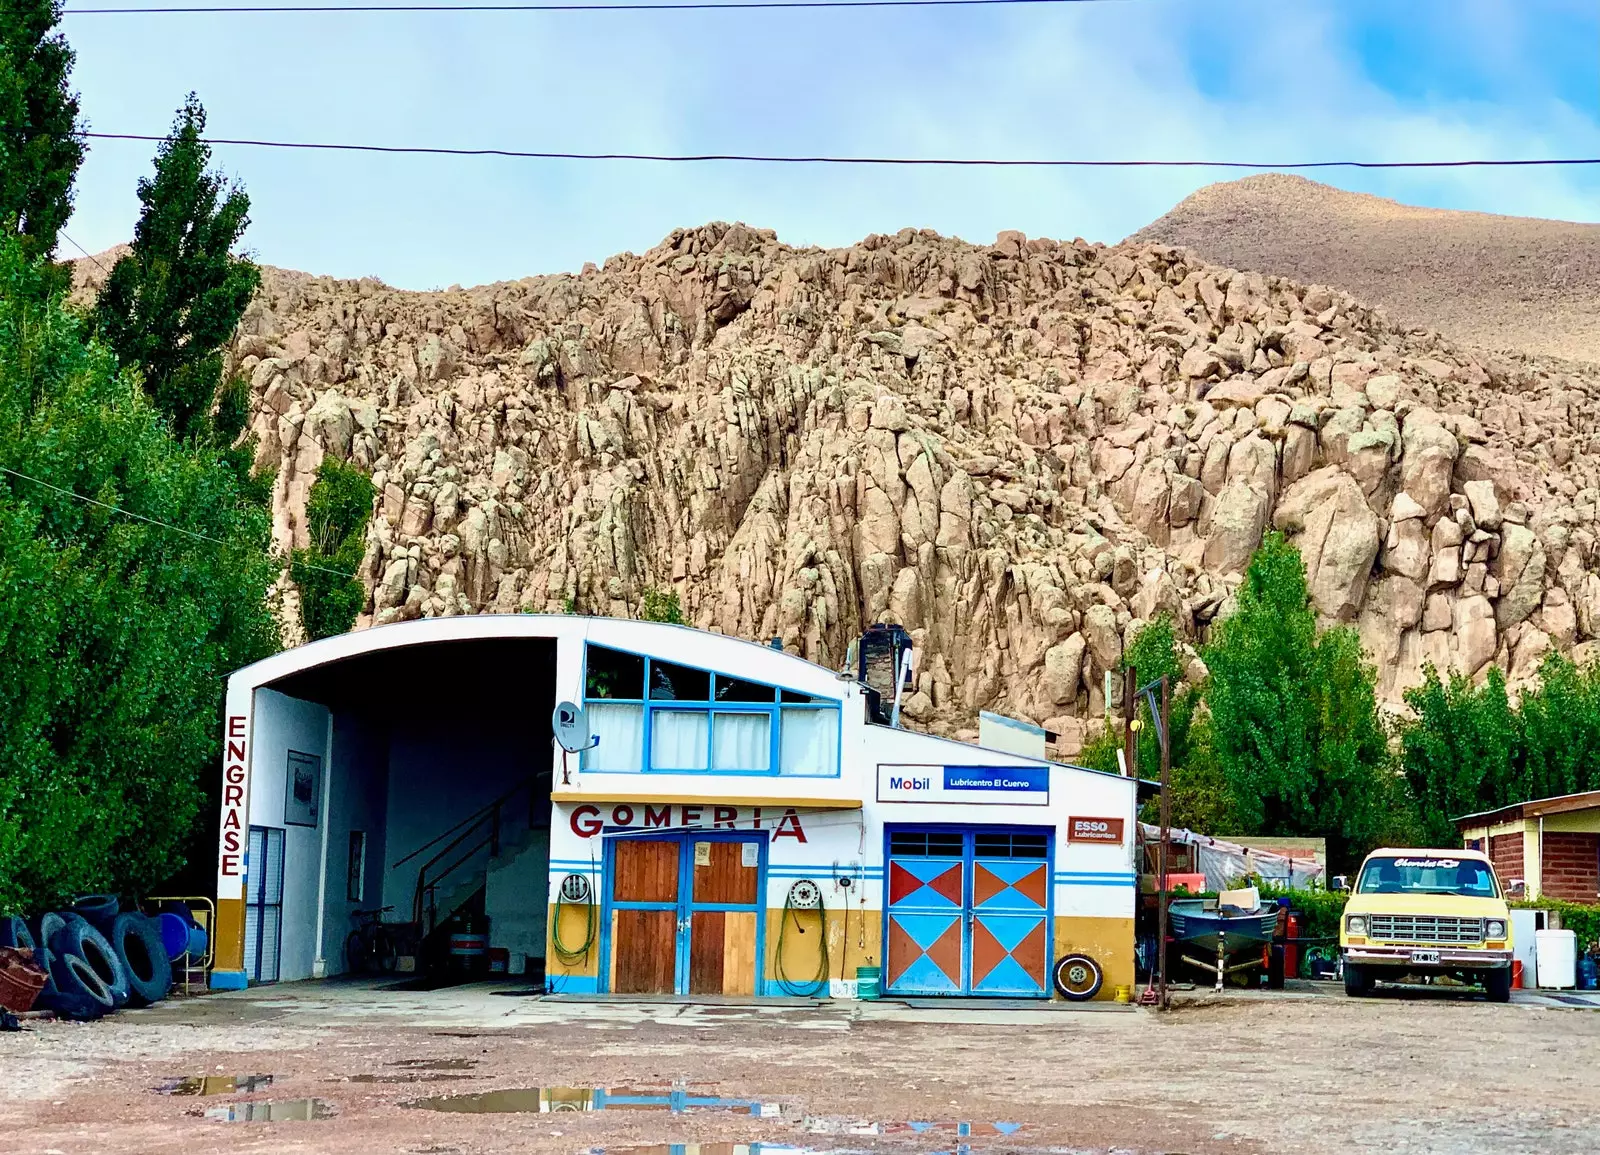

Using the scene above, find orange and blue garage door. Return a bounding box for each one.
[884,828,1051,996]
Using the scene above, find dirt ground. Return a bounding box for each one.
[2,980,1597,1155]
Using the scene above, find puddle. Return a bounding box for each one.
[407,1085,780,1115]
[192,1098,336,1122]
[157,1075,273,1096]
[349,1073,474,1084]
[392,1057,478,1071]
[802,1122,1025,1138]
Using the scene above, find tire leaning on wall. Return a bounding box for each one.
[47,953,115,1020]
[108,913,173,1006]
[49,918,130,1009]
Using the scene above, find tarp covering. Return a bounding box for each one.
[1140,823,1326,891]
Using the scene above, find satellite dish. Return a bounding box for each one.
[552,701,598,753]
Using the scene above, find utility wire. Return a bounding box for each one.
[0,465,357,578]
[66,0,1131,12]
[58,230,110,274]
[73,132,1600,169]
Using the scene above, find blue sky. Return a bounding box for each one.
[59,0,1600,289]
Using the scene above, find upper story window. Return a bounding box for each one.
[582,644,840,777]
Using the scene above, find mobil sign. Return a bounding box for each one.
[877,763,1049,806]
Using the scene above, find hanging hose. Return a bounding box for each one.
[775,880,830,997]
[552,873,596,965]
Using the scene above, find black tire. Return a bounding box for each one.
[45,952,114,1019]
[71,895,120,933]
[373,928,398,973]
[1344,962,1372,998]
[0,916,32,950]
[1053,953,1104,1001]
[50,917,129,1008]
[109,912,172,1007]
[346,930,371,975]
[1484,967,1512,1003]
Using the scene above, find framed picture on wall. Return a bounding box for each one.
[285,750,322,827]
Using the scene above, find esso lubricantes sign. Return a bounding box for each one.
[1067,816,1125,844]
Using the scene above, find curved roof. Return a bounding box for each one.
[228,613,851,699]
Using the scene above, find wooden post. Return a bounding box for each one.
[1158,674,1172,1011]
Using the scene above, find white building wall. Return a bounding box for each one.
[247,688,332,983]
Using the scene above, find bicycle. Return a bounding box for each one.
[346,906,399,975]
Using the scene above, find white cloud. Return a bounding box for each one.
[59,0,1599,287]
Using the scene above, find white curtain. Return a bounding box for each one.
[650,709,709,770]
[587,702,644,771]
[779,707,838,776]
[713,713,771,771]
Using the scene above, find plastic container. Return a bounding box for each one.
[1535,928,1577,989]
[186,924,208,961]
[1512,960,1524,989]
[156,913,191,962]
[0,946,48,1012]
[855,965,881,1000]
[1578,955,1598,992]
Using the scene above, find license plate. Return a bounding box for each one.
[1412,950,1441,965]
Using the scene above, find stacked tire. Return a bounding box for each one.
[7,900,176,1021]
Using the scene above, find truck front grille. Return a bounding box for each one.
[1368,914,1484,944]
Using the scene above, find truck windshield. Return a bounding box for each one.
[1357,856,1499,897]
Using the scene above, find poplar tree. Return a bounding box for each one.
[93,94,259,439]
[0,0,85,281]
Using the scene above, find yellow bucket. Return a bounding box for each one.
[1112,985,1132,1003]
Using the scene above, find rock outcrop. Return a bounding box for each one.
[105,221,1600,746]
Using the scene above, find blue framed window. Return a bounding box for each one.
[583,644,840,777]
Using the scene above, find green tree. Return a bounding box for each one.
[0,0,84,280]
[290,456,374,640]
[1202,532,1392,868]
[0,238,278,913]
[92,93,259,439]
[1400,664,1520,846]
[639,585,685,624]
[1517,653,1600,801]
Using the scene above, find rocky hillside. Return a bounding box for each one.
[79,219,1600,748]
[1132,174,1600,365]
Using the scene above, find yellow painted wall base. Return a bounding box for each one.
[1055,915,1135,1001]
[546,902,600,979]
[214,897,246,973]
[766,906,882,990]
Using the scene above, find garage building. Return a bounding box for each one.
[212,616,1138,999]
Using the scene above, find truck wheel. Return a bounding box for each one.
[1344,962,1372,998]
[1483,967,1512,1003]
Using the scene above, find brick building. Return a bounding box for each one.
[1457,791,1600,902]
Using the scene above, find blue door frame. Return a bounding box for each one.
[600,830,768,995]
[882,823,1054,998]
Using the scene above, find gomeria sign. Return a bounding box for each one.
[876,763,1049,806]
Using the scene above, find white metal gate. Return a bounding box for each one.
[243,826,285,984]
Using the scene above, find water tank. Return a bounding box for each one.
[1535,929,1577,989]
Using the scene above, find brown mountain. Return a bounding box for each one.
[71,218,1600,749]
[1130,174,1600,365]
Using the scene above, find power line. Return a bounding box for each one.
[66,0,1129,12]
[75,132,1600,169]
[0,465,358,578]
[59,230,110,274]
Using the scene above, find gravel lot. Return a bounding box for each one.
[2,981,1597,1155]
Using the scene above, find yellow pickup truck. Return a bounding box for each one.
[1340,848,1512,1002]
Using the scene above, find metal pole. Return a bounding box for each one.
[1158,674,1172,1011]
[1122,665,1137,777]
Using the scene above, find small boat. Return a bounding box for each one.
[1166,887,1282,989]
[1167,891,1281,948]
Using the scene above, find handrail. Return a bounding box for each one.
[390,770,548,870]
[409,773,545,929]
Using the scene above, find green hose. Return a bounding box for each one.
[552,877,596,965]
[775,880,829,997]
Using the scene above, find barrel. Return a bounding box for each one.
[1535,929,1577,989]
[448,932,488,972]
[855,965,881,1000]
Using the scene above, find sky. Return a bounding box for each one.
[57,0,1600,290]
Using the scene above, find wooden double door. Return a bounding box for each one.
[606,833,765,996]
